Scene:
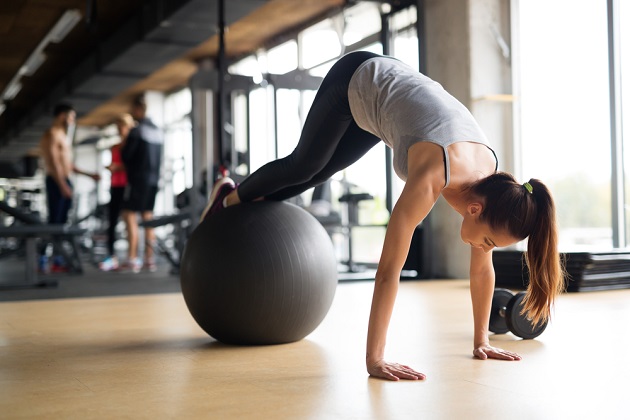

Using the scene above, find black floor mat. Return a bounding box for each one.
[0,256,181,302]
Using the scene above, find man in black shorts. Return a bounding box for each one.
[120,94,163,272]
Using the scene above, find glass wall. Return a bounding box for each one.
[518,0,612,250]
[620,0,630,245]
[303,3,387,265]
[163,88,193,199]
[227,2,399,266]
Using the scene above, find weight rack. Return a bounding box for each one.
[493,250,630,292]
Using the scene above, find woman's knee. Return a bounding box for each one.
[309,172,335,187]
[282,155,326,184]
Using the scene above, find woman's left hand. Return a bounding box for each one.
[473,344,522,361]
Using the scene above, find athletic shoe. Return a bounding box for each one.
[38,255,49,274]
[200,177,236,221]
[131,258,143,273]
[50,263,70,273]
[120,258,143,274]
[52,255,66,267]
[99,256,119,272]
[143,259,157,272]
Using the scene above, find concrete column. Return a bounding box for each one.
[424,0,513,278]
[469,0,513,173]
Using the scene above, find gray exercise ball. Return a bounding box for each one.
[180,201,338,345]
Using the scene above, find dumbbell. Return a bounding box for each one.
[489,288,547,339]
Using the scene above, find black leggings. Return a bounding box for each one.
[107,186,125,256]
[238,51,382,202]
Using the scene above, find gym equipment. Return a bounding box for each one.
[489,288,547,339]
[139,188,205,274]
[180,201,338,345]
[0,201,86,290]
[338,191,374,275]
[494,250,630,292]
[140,213,191,273]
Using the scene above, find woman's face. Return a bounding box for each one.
[460,203,519,253]
[117,123,130,139]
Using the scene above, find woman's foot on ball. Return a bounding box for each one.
[201,177,236,221]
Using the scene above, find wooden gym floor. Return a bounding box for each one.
[1,279,628,419]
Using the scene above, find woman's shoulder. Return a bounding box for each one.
[445,142,497,189]
[406,142,448,187]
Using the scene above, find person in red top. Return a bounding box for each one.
[99,113,134,271]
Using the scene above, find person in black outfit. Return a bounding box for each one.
[120,94,163,273]
[99,113,135,272]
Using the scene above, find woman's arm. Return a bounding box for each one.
[106,162,124,173]
[366,157,443,381]
[469,247,521,360]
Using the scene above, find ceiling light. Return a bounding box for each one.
[49,9,82,43]
[0,9,82,103]
[20,52,47,76]
[3,82,22,101]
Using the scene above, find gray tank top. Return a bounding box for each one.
[348,57,497,185]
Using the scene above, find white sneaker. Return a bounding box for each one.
[121,258,143,273]
[131,258,142,273]
[143,259,157,272]
[99,256,119,272]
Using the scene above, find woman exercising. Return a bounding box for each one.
[202,51,564,381]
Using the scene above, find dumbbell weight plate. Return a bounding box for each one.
[489,288,514,334]
[505,291,548,339]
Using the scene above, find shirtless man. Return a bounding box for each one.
[39,103,100,223]
[38,103,99,271]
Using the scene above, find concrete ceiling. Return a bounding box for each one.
[0,0,345,164]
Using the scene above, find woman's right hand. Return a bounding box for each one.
[367,359,426,381]
[107,163,122,172]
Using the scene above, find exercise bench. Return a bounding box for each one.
[0,201,86,290]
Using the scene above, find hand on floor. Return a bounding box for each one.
[473,344,522,361]
[367,359,426,381]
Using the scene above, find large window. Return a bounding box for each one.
[518,0,612,249]
[225,3,425,267]
[226,2,395,265]
[620,0,630,244]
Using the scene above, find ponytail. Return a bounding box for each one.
[521,179,566,326]
[470,173,566,326]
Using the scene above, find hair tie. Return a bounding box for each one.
[523,182,533,194]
